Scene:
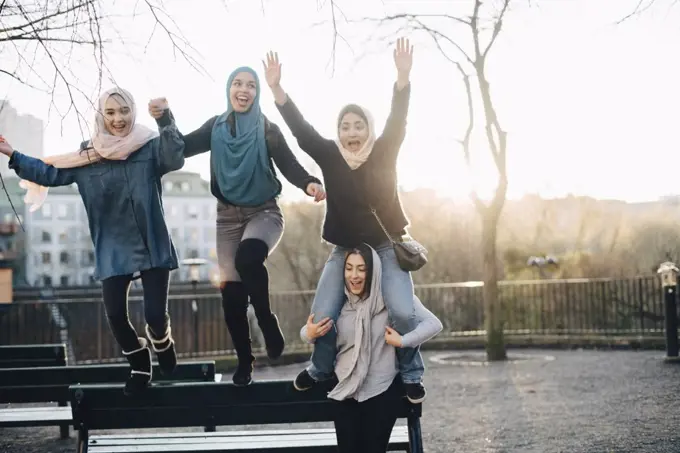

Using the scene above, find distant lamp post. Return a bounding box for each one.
[527,255,559,279]
[181,258,207,355]
[657,261,679,362]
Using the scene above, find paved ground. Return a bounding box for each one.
[1,349,679,452]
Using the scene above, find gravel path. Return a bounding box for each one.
[2,349,679,452]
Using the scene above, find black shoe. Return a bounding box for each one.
[233,359,253,386]
[293,369,316,392]
[146,325,177,376]
[404,382,427,404]
[122,338,152,396]
[260,313,285,360]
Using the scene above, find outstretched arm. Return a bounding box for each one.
[267,122,326,202]
[385,296,443,348]
[381,38,413,154]
[148,98,185,175]
[263,51,334,161]
[148,98,214,159]
[0,137,76,187]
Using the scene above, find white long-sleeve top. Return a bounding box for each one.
[300,296,442,402]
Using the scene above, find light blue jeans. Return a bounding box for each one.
[306,242,425,384]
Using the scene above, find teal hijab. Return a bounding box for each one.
[210,66,280,206]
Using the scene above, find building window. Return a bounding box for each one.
[164,181,173,192]
[42,275,52,287]
[57,204,68,219]
[41,252,51,264]
[82,250,94,265]
[181,181,190,192]
[60,275,69,286]
[59,251,69,264]
[169,205,179,217]
[42,203,51,217]
[187,205,199,219]
[41,231,51,243]
[59,231,69,244]
[187,249,199,259]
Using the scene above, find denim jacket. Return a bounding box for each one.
[8,111,185,280]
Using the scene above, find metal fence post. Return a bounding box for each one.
[657,261,679,361]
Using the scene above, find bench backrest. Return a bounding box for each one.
[70,379,421,430]
[0,361,216,404]
[0,344,67,368]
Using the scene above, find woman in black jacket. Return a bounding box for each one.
[264,38,427,403]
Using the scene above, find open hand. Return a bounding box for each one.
[262,51,282,88]
[393,37,413,75]
[0,136,14,157]
[306,314,333,340]
[148,97,169,119]
[306,182,326,203]
[385,326,403,347]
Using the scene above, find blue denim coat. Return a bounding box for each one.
[8,112,185,280]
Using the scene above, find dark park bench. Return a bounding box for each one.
[70,379,424,453]
[0,361,218,439]
[0,343,67,368]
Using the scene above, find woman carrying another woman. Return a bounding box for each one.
[302,244,442,453]
[0,88,185,396]
[176,66,326,386]
[264,38,430,402]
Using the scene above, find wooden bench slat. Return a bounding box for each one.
[0,406,72,426]
[90,427,407,445]
[90,429,336,440]
[88,429,409,452]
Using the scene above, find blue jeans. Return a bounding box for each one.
[307,242,425,384]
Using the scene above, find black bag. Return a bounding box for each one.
[369,207,428,272]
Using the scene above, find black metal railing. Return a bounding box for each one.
[0,276,675,363]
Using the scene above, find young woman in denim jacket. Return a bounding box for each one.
[0,87,184,395]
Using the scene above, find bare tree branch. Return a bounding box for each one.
[0,0,206,139]
[482,0,510,59]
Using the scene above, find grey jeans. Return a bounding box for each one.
[216,199,284,282]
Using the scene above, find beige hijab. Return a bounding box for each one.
[20,87,158,212]
[334,105,376,170]
[328,246,384,401]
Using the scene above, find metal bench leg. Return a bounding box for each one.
[76,427,89,453]
[58,400,69,439]
[407,416,424,453]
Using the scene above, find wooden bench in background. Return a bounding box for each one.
[70,379,424,452]
[0,343,67,368]
[1,361,218,439]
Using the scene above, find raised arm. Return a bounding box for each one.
[0,137,76,187]
[380,38,413,153]
[147,100,185,175]
[148,97,214,159]
[267,121,325,201]
[263,51,334,160]
[386,296,442,349]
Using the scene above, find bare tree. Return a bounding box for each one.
[0,0,202,134]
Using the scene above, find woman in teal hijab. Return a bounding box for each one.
[175,66,326,386]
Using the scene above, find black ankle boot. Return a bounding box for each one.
[233,356,254,386]
[122,338,152,396]
[259,313,285,360]
[145,324,177,376]
[222,282,255,385]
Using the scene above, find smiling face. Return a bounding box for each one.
[229,71,257,113]
[344,252,368,297]
[338,112,370,152]
[103,94,133,137]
